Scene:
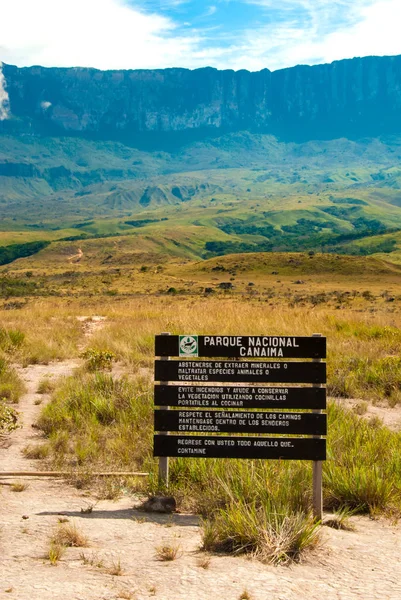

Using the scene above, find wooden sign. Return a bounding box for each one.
[154,360,326,384]
[154,384,326,409]
[154,410,326,435]
[154,332,327,520]
[154,435,326,460]
[155,335,326,359]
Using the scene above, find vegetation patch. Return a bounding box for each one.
[37,373,153,470]
[0,357,25,403]
[81,348,115,372]
[0,276,38,298]
[125,219,165,227]
[51,522,89,548]
[0,241,50,266]
[0,400,19,433]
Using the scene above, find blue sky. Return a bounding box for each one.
[1,0,401,71]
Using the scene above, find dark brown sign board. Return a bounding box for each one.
[154,360,326,384]
[154,435,326,460]
[155,335,326,359]
[154,384,326,409]
[154,410,327,435]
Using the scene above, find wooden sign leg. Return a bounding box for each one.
[312,460,323,521]
[158,456,169,488]
[312,333,323,521]
[158,332,170,489]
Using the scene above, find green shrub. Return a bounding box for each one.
[0,400,19,433]
[81,349,115,372]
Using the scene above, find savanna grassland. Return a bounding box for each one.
[1,242,401,563]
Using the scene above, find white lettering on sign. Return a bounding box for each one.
[204,336,243,347]
[203,336,300,350]
[248,337,300,348]
[240,347,284,357]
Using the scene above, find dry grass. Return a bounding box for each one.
[0,301,84,366]
[354,401,368,415]
[106,557,124,576]
[80,296,401,406]
[155,543,181,561]
[10,482,29,492]
[22,443,50,459]
[196,554,211,569]
[51,522,89,548]
[117,590,136,600]
[2,290,400,566]
[37,377,56,394]
[80,551,104,569]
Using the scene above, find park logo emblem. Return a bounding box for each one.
[179,335,199,357]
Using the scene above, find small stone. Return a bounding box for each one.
[22,515,29,520]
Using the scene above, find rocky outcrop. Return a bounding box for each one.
[0,161,40,177]
[2,55,401,145]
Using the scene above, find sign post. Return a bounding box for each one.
[154,334,327,516]
[312,333,323,521]
[158,332,170,488]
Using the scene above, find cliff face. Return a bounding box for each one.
[2,55,401,145]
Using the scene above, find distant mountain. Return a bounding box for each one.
[2,55,401,147]
[2,56,401,264]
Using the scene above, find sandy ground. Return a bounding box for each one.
[1,327,401,599]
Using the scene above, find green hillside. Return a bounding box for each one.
[1,132,401,263]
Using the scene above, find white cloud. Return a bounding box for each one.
[308,0,401,63]
[0,62,10,120]
[0,0,200,69]
[208,0,401,71]
[204,5,217,17]
[0,0,400,72]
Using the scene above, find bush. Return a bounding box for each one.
[0,400,19,433]
[81,349,115,372]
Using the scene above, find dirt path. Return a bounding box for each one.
[336,397,401,431]
[68,248,83,263]
[1,336,401,599]
[1,361,79,472]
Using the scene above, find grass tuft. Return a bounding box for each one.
[202,503,320,564]
[324,506,357,531]
[196,554,211,569]
[48,542,65,565]
[10,482,29,492]
[155,543,181,561]
[22,443,50,460]
[106,557,124,576]
[80,551,104,568]
[51,522,89,548]
[37,377,56,394]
